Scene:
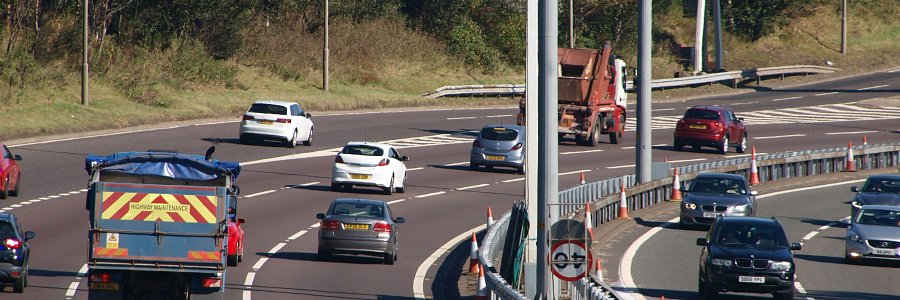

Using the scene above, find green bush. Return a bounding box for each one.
[447,19,499,70]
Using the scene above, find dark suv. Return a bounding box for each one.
[0,213,35,293]
[696,216,800,300]
[674,105,748,154]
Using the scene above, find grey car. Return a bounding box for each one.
[849,174,900,219]
[680,173,758,228]
[470,124,526,174]
[845,205,900,264]
[316,198,405,264]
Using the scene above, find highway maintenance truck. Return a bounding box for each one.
[84,149,241,300]
[517,41,628,146]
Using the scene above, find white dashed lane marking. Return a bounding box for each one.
[857,84,888,90]
[754,134,807,140]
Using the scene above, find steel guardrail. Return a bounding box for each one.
[422,65,837,98]
[479,142,899,299]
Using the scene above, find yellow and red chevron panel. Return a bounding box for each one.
[100,184,219,223]
[94,247,129,257]
[187,251,221,261]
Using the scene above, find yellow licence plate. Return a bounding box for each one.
[350,173,371,180]
[689,124,707,129]
[258,120,273,125]
[486,155,505,161]
[90,282,120,291]
[344,223,369,230]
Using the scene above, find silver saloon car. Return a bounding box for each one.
[680,173,757,228]
[849,174,900,219]
[845,205,900,264]
[316,198,404,264]
[470,124,526,174]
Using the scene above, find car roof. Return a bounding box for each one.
[688,105,730,112]
[345,141,393,150]
[859,205,900,211]
[252,100,298,107]
[333,198,387,206]
[0,213,12,222]
[695,172,745,180]
[866,174,900,180]
[715,216,780,226]
[482,124,525,131]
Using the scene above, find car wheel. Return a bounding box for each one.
[240,134,251,145]
[719,135,729,154]
[238,247,244,263]
[736,133,747,153]
[674,139,684,151]
[383,177,394,195]
[396,174,406,193]
[702,277,718,299]
[469,162,478,171]
[773,289,794,300]
[303,129,313,146]
[485,165,494,172]
[517,166,525,175]
[0,177,8,199]
[588,121,600,147]
[13,266,25,293]
[383,252,395,265]
[9,173,19,197]
[317,248,331,261]
[331,183,342,192]
[287,130,298,148]
[697,274,706,300]
[227,254,238,266]
[609,115,623,144]
[692,144,701,152]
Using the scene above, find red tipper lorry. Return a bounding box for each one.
[517,42,628,146]
[84,150,241,300]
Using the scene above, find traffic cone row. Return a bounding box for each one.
[617,183,629,220]
[749,146,760,186]
[844,141,857,172]
[469,233,479,275]
[475,264,489,299]
[668,168,682,201]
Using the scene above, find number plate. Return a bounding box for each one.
[350,173,371,180]
[90,282,120,291]
[689,124,707,129]
[738,276,765,284]
[486,155,505,161]
[258,120,273,125]
[873,248,897,256]
[343,223,369,230]
[703,212,721,218]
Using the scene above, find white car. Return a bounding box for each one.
[239,100,314,148]
[331,142,409,195]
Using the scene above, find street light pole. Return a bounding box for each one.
[323,0,330,91]
[81,0,89,106]
[841,0,847,54]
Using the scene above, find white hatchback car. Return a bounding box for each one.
[239,100,314,148]
[332,142,409,195]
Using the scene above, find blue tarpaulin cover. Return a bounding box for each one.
[85,151,241,181]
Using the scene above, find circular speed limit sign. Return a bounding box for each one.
[550,239,592,281]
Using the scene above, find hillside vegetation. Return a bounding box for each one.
[0,0,897,141]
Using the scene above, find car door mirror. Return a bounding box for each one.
[24,231,35,240]
[316,213,325,219]
[790,242,802,251]
[696,238,708,246]
[394,217,405,223]
[850,186,859,192]
[401,156,410,161]
[738,117,745,122]
[750,190,758,196]
[233,185,241,195]
[13,154,22,161]
[306,113,312,118]
[237,218,245,224]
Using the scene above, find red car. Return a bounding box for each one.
[673,106,748,154]
[0,144,22,199]
[226,197,245,266]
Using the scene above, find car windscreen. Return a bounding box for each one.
[0,222,15,239]
[715,223,787,248]
[862,178,900,193]
[248,104,288,115]
[689,177,748,195]
[683,109,720,120]
[331,203,385,218]
[855,209,900,227]
[481,127,520,141]
[341,145,384,156]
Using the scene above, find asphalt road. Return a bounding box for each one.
[1,69,898,299]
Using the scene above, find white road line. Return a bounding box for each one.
[1,207,11,210]
[771,96,802,102]
[407,167,425,171]
[268,243,287,254]
[824,130,878,135]
[446,117,478,120]
[415,191,447,198]
[287,230,308,241]
[485,114,513,118]
[815,92,839,96]
[78,264,89,277]
[653,108,675,111]
[252,258,268,271]
[502,178,525,183]
[607,164,636,169]
[561,149,604,155]
[888,69,900,73]
[621,146,636,150]
[801,231,818,241]
[80,189,88,192]
[754,134,807,140]
[442,162,469,167]
[666,158,706,163]
[652,143,668,147]
[65,282,80,297]
[243,190,277,198]
[413,224,487,299]
[559,169,591,176]
[243,290,252,300]
[731,101,757,105]
[47,195,60,198]
[387,199,406,204]
[795,282,808,294]
[244,272,256,286]
[310,223,320,228]
[10,204,21,208]
[21,201,33,205]
[457,183,490,190]
[818,224,831,231]
[300,182,320,186]
[857,84,888,90]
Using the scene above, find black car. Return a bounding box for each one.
[680,173,758,228]
[696,216,800,300]
[0,213,35,293]
[850,174,900,218]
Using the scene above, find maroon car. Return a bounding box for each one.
[674,106,748,154]
[0,143,22,199]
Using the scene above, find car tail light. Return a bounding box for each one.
[377,158,390,166]
[715,122,724,129]
[242,115,255,121]
[275,118,291,123]
[90,273,111,283]
[321,220,340,230]
[373,221,392,232]
[676,120,685,129]
[4,238,20,249]
[201,277,222,288]
[335,155,344,164]
[510,143,523,150]
[473,139,482,148]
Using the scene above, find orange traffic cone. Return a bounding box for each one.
[469,233,479,275]
[475,264,489,300]
[749,146,760,186]
[668,168,682,201]
[617,183,629,220]
[580,172,586,185]
[594,259,603,282]
[585,202,595,240]
[486,207,494,230]
[844,141,857,172]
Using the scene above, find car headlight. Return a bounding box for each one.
[851,201,862,208]
[684,202,697,210]
[729,204,748,214]
[769,261,792,271]
[711,258,732,267]
[847,230,861,242]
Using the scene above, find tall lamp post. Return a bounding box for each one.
[81,0,89,105]
[323,0,330,91]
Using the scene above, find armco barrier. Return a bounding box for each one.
[478,142,899,299]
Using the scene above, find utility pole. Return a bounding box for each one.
[523,0,539,297]
[712,0,723,71]
[323,0,330,91]
[693,0,706,75]
[81,0,89,106]
[841,0,847,54]
[636,0,653,183]
[538,0,559,298]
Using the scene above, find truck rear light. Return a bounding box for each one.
[242,115,255,121]
[201,277,222,288]
[377,158,390,166]
[335,155,344,164]
[4,238,20,249]
[275,118,291,123]
[473,140,482,148]
[322,220,340,230]
[510,143,523,150]
[91,273,111,283]
[373,221,392,232]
